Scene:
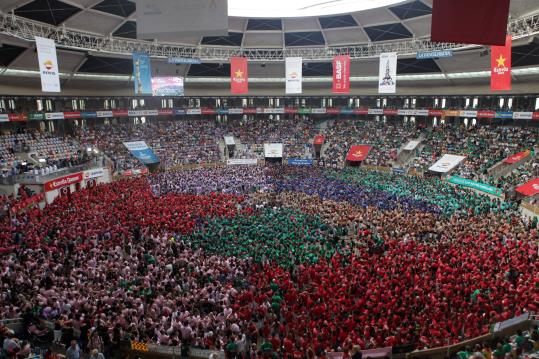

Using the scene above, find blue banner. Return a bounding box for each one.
[132,52,152,95]
[216,109,229,115]
[173,109,186,115]
[167,57,202,65]
[393,167,405,174]
[495,111,513,119]
[81,111,97,119]
[123,141,159,165]
[287,158,313,166]
[416,50,453,60]
[340,108,354,115]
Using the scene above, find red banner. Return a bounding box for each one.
[533,112,539,120]
[9,113,28,122]
[346,145,372,162]
[44,172,83,192]
[10,193,45,213]
[477,110,496,118]
[353,108,369,115]
[326,108,340,114]
[230,57,248,94]
[503,150,531,164]
[383,109,398,116]
[285,107,298,114]
[112,110,129,117]
[158,109,173,116]
[201,108,216,115]
[63,111,81,119]
[515,178,539,197]
[332,55,350,94]
[491,35,511,91]
[428,109,444,117]
[314,135,325,145]
[243,107,257,114]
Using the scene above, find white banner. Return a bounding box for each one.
[414,109,429,116]
[264,143,283,158]
[35,36,61,93]
[398,109,414,116]
[128,110,159,117]
[263,108,285,114]
[285,57,302,94]
[45,112,64,120]
[186,108,202,115]
[403,140,420,151]
[0,114,8,122]
[378,52,397,94]
[429,154,466,173]
[84,167,105,179]
[224,136,235,145]
[228,108,244,115]
[459,110,478,117]
[96,111,113,118]
[513,112,533,120]
[226,159,258,165]
[368,109,384,115]
[311,108,327,114]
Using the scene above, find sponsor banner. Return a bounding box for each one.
[503,150,531,164]
[256,108,264,114]
[313,135,325,145]
[226,158,258,165]
[264,143,283,158]
[97,111,113,118]
[228,108,244,115]
[383,109,398,116]
[167,57,202,65]
[443,110,460,117]
[158,109,174,116]
[151,77,184,96]
[132,52,153,95]
[216,109,229,115]
[201,108,216,115]
[534,112,539,120]
[512,111,533,120]
[44,172,83,192]
[45,112,64,120]
[448,175,503,197]
[340,108,354,115]
[428,154,466,173]
[81,111,97,119]
[28,113,45,121]
[285,57,302,94]
[173,109,186,115]
[459,110,478,117]
[298,108,312,115]
[231,56,248,94]
[332,55,350,94]
[477,110,496,118]
[416,49,453,60]
[403,140,420,151]
[414,109,429,116]
[287,158,313,166]
[346,145,372,162]
[63,111,81,119]
[122,168,149,177]
[9,113,28,122]
[35,36,61,93]
[0,114,8,122]
[84,167,105,179]
[186,108,202,115]
[393,167,405,174]
[243,108,257,114]
[112,110,129,117]
[378,52,397,94]
[311,108,327,114]
[123,141,160,164]
[398,109,414,116]
[224,136,235,146]
[368,109,384,115]
[353,108,369,115]
[495,111,513,119]
[285,107,298,114]
[491,35,512,91]
[263,108,285,114]
[327,108,340,114]
[429,109,444,117]
[515,177,539,197]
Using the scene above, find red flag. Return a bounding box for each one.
[332,55,350,94]
[515,178,539,197]
[346,145,372,162]
[503,150,530,164]
[313,135,325,145]
[230,57,248,94]
[491,35,511,91]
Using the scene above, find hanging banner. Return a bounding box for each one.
[123,141,160,164]
[287,159,313,166]
[332,55,350,94]
[491,35,511,91]
[503,150,531,164]
[447,176,503,197]
[35,36,61,93]
[378,52,397,94]
[346,145,372,162]
[45,112,64,120]
[477,110,496,118]
[132,52,153,95]
[512,112,533,120]
[515,178,539,197]
[314,135,325,145]
[231,57,248,94]
[285,57,302,94]
[429,154,466,173]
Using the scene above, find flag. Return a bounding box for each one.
[491,35,511,91]
[346,145,372,162]
[285,57,302,94]
[35,36,61,93]
[231,57,248,94]
[132,52,153,95]
[378,52,397,94]
[332,55,350,94]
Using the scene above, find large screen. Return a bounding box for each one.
[151,77,184,96]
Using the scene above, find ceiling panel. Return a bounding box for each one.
[15,0,82,26]
[364,23,412,41]
[303,62,333,76]
[247,19,282,31]
[283,17,320,32]
[403,16,432,37]
[112,21,137,39]
[389,0,431,20]
[11,49,86,72]
[201,32,244,46]
[397,58,441,73]
[435,50,489,72]
[285,31,325,46]
[92,0,135,17]
[353,8,397,27]
[188,63,230,77]
[243,33,283,48]
[0,0,27,12]
[228,17,247,32]
[65,11,123,35]
[0,44,28,67]
[324,28,369,46]
[78,55,132,74]
[512,43,539,67]
[319,14,358,29]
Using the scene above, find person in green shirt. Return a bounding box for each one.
[492,343,505,359]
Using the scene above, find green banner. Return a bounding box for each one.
[28,113,44,121]
[447,176,502,197]
[298,108,312,115]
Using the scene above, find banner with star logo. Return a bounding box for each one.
[491,35,511,91]
[230,57,248,94]
[346,145,372,162]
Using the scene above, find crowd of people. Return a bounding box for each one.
[0,165,537,358]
